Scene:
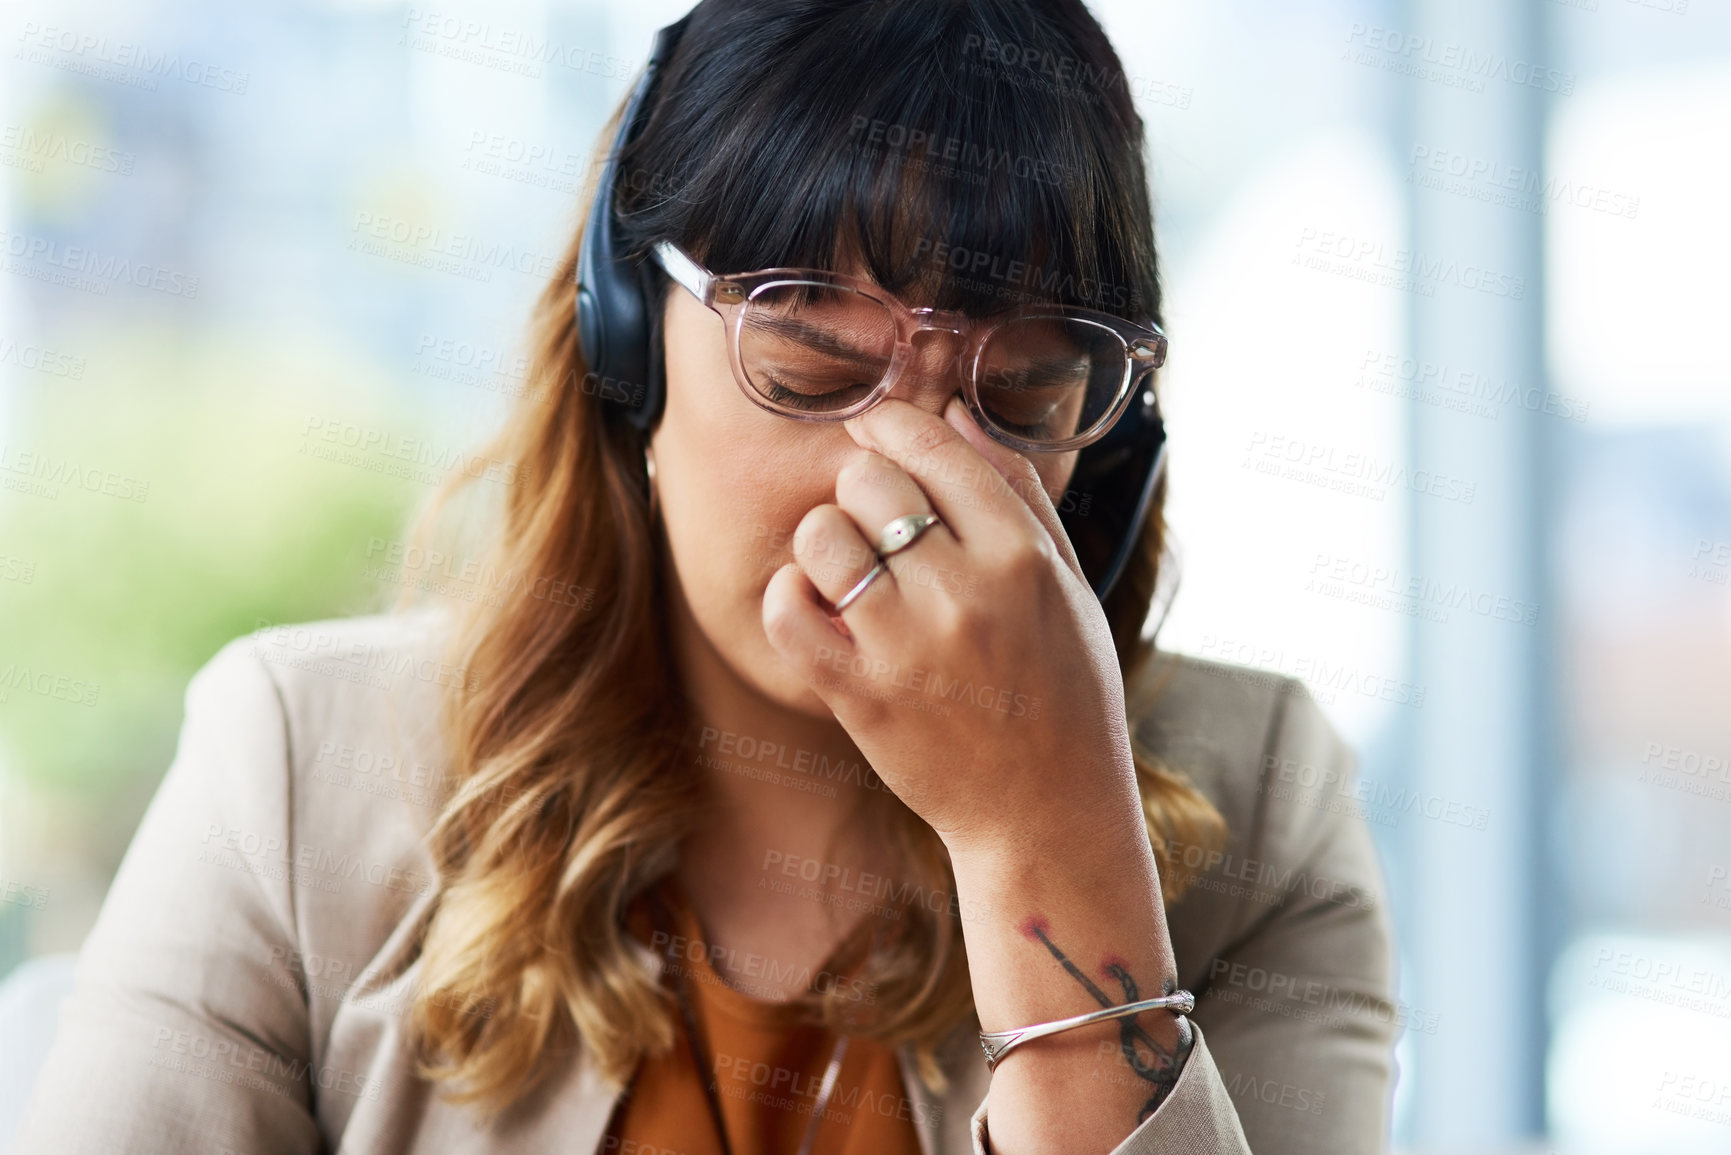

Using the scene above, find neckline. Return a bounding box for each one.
[650,875,874,1029]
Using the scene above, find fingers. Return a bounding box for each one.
[940,396,1084,578]
[788,505,886,608]
[844,396,1083,578]
[787,504,925,641]
[761,561,854,674]
[833,448,959,559]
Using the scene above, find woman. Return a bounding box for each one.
[17,1,1399,1152]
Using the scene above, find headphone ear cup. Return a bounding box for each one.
[628,265,667,432]
[575,17,689,433]
[576,284,606,377]
[1062,387,1166,602]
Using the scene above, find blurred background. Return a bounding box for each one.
[0,0,1726,1151]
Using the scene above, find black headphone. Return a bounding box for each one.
[576,15,1168,605]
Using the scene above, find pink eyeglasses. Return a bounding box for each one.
[651,240,1167,454]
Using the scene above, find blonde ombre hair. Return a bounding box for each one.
[389,0,1227,1121]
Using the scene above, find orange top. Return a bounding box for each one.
[603,878,930,1155]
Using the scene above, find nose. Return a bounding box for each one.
[883,327,967,417]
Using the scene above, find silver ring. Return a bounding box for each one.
[832,559,887,614]
[877,513,939,557]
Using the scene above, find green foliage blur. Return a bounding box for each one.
[0,323,424,886]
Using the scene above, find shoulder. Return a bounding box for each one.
[235,605,465,730]
[197,608,462,1033]
[1125,649,1385,978]
[16,609,465,1148]
[223,602,460,861]
[197,606,461,851]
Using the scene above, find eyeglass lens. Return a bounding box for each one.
[734,280,1130,444]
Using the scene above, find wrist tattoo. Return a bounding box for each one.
[1025,920,1194,1124]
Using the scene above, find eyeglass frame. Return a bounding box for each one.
[648,240,1168,455]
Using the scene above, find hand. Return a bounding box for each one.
[760,394,1142,856]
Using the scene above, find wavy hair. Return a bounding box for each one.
[392,0,1226,1119]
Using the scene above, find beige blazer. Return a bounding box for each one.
[15,609,1400,1154]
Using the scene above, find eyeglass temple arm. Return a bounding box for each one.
[651,241,712,305]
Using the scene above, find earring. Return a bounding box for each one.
[644,443,659,519]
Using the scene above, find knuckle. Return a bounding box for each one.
[938,591,988,641]
[835,452,876,494]
[904,421,956,459]
[761,583,802,650]
[1003,535,1048,573]
[791,506,838,558]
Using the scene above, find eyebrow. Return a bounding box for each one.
[743,312,889,370]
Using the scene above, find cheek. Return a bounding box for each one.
[665,437,816,587]
[652,292,845,626]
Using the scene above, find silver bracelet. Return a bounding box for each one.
[978,990,1195,1071]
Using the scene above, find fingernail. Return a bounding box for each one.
[844,419,874,450]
